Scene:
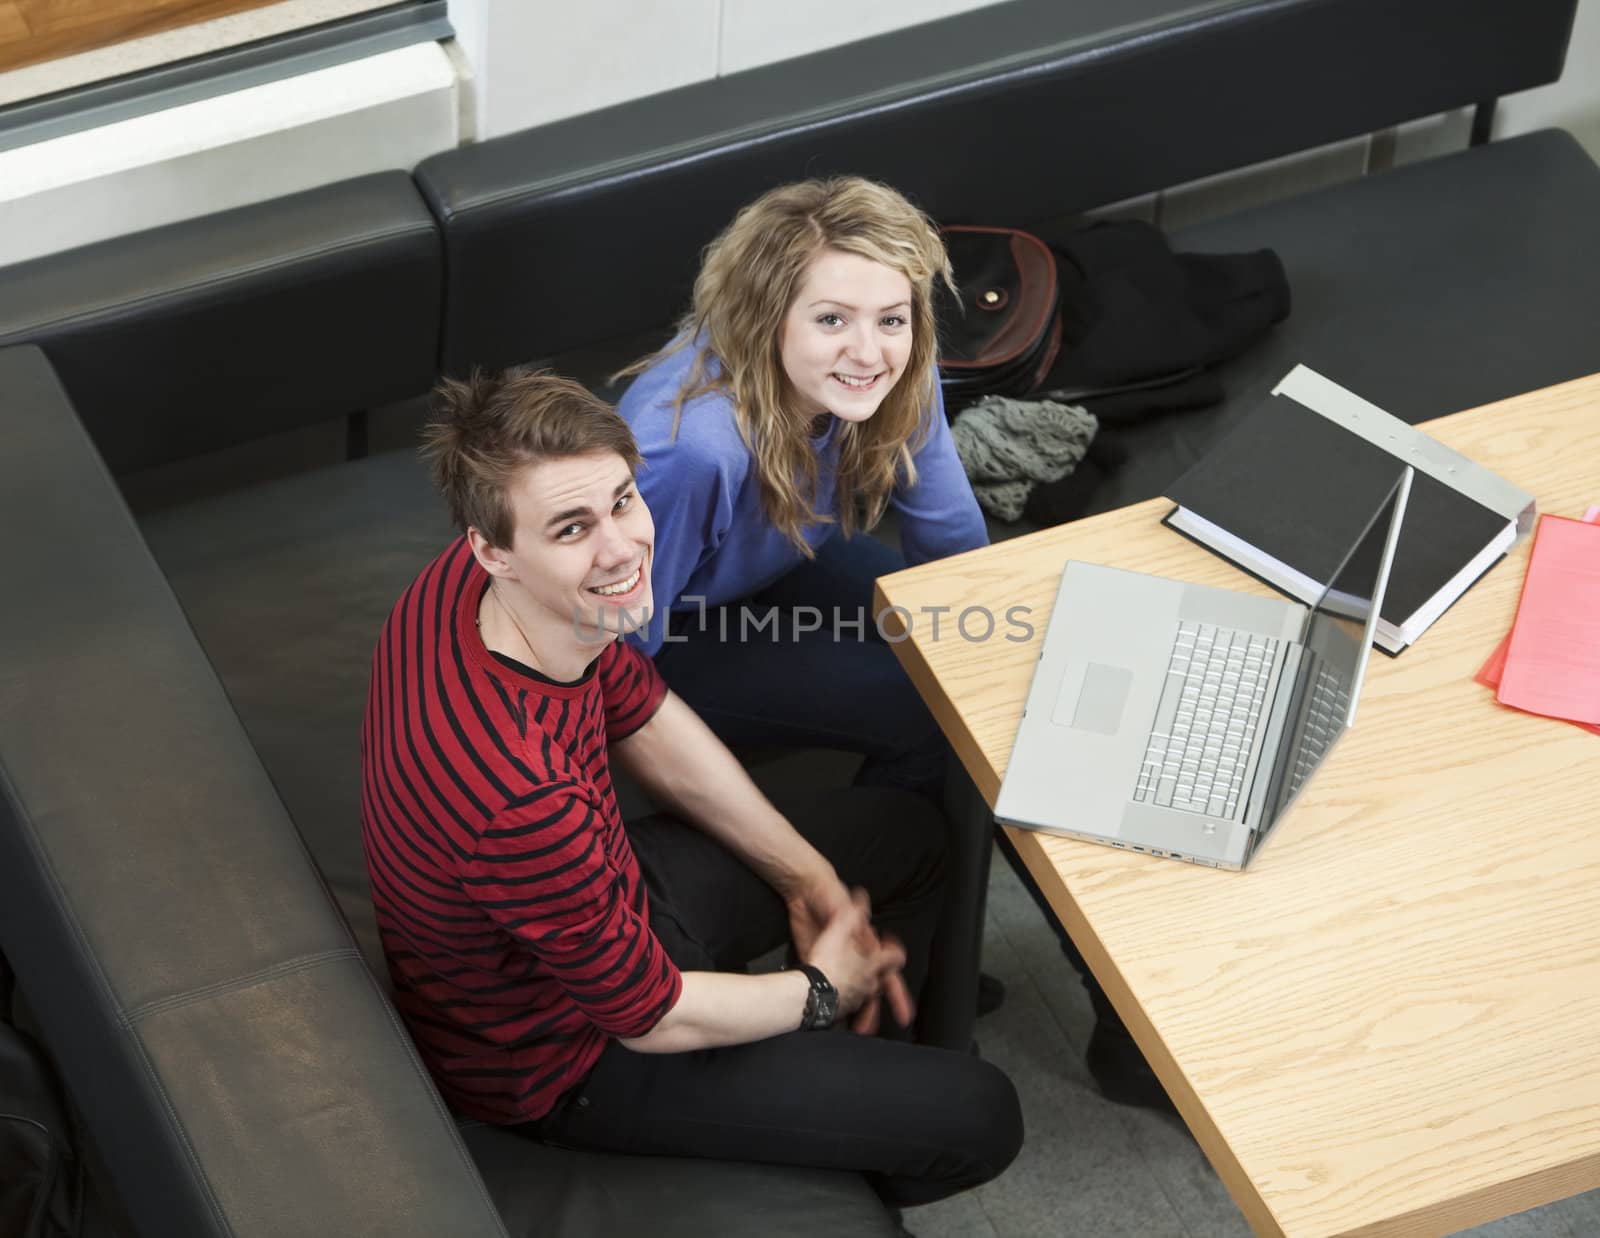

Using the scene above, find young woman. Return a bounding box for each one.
[616,176,987,797]
[618,179,1178,1105]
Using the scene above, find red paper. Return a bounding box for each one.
[1477,506,1600,736]
[1473,637,1510,689]
[1493,515,1600,725]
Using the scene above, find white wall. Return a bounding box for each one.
[0,42,458,266]
[717,0,1008,74]
[445,0,717,139]
[446,0,1008,138]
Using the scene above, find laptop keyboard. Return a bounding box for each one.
[1132,621,1278,818]
[1287,663,1350,798]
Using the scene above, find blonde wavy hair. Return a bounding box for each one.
[623,176,953,554]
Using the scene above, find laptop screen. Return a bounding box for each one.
[1259,467,1412,830]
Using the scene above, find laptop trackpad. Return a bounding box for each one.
[1054,663,1132,733]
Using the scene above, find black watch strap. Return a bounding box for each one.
[794,963,838,1031]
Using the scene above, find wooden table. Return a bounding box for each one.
[876,374,1600,1238]
[0,1,286,74]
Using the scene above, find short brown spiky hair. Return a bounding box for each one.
[421,368,642,548]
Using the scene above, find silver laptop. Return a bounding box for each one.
[996,467,1413,870]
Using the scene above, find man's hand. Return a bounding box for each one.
[845,927,915,1035]
[786,877,914,1034]
[803,889,916,1034]
[783,869,854,962]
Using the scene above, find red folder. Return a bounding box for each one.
[1473,639,1600,737]
[1490,514,1600,726]
[1477,505,1600,714]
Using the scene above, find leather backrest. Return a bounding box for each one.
[0,173,442,474]
[415,0,1577,374]
[0,345,509,1238]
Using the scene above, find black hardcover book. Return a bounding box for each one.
[1164,390,1521,653]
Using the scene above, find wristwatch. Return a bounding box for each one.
[794,963,839,1031]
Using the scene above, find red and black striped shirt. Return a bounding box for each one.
[360,536,679,1123]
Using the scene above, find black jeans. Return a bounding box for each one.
[651,532,948,798]
[652,532,995,1051]
[525,787,1023,1208]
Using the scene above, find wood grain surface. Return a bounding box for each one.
[1,0,284,73]
[0,4,30,47]
[877,374,1600,1237]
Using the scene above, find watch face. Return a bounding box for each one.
[800,968,839,1030]
[816,985,839,1028]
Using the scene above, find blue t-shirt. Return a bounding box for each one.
[617,342,988,654]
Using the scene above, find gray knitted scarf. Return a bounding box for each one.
[950,395,1099,521]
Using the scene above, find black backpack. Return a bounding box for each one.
[0,960,84,1238]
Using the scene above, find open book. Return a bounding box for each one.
[1164,366,1536,654]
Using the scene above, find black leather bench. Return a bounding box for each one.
[414,0,1580,383]
[0,344,899,1238]
[0,346,508,1238]
[0,171,441,474]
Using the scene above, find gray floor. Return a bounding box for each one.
[900,846,1600,1238]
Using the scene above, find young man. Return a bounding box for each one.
[360,368,1021,1207]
